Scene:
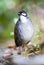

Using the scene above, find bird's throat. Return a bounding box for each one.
[20,15,27,23]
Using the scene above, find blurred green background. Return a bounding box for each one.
[0,0,44,48]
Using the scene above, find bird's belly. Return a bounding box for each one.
[18,24,34,42]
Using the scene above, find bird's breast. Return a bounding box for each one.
[18,22,34,42]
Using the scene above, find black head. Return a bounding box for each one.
[18,10,27,17]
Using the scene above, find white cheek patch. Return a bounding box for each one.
[22,13,26,16]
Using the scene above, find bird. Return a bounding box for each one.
[14,10,34,51]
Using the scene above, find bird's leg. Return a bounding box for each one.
[16,46,22,54]
[21,44,25,55]
[22,44,26,52]
[21,44,28,56]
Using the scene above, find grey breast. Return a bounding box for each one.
[17,18,34,44]
[14,16,34,46]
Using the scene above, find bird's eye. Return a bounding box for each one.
[22,13,26,16]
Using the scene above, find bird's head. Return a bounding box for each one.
[18,10,27,17]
